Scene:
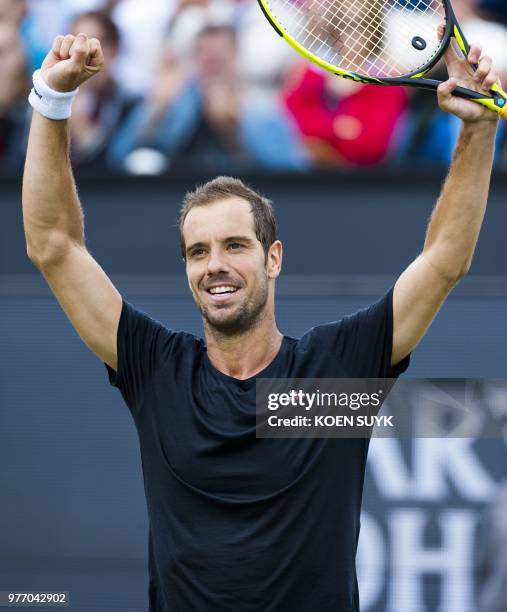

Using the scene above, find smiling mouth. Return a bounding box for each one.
[207,285,240,296]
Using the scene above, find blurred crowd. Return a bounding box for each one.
[1,0,507,175]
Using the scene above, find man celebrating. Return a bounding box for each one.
[23,31,499,612]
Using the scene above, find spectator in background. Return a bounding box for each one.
[166,0,295,108]
[283,65,408,166]
[108,0,176,96]
[67,10,138,169]
[0,0,25,24]
[0,0,44,71]
[26,0,176,96]
[109,24,307,173]
[25,0,113,50]
[0,20,30,171]
[3,1,114,73]
[165,0,219,61]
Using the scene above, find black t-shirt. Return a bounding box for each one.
[106,289,409,612]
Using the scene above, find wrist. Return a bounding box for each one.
[461,118,498,137]
[28,70,79,121]
[461,113,499,129]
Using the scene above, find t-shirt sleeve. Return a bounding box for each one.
[105,300,186,414]
[301,288,410,378]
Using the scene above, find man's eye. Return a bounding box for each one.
[191,249,206,257]
[227,243,242,250]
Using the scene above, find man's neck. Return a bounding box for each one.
[205,317,283,380]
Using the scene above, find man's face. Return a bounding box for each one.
[183,198,278,336]
[195,31,237,81]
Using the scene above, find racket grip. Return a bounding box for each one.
[452,85,507,119]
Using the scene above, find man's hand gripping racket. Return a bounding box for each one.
[437,25,500,122]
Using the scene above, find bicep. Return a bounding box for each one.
[392,253,456,366]
[40,244,122,371]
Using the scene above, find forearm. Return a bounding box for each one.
[423,120,497,280]
[22,112,85,266]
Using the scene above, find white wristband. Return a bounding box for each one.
[28,69,79,120]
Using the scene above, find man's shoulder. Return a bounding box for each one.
[296,318,349,349]
[120,300,203,354]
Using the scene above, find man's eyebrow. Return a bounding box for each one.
[222,235,255,244]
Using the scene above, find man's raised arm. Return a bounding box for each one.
[23,34,122,370]
[391,40,500,366]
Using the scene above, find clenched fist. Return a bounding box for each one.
[41,33,104,93]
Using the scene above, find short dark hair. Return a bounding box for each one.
[179,176,278,260]
[196,24,237,47]
[72,10,120,49]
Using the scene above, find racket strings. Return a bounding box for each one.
[290,0,423,66]
[330,0,440,75]
[336,0,434,75]
[266,0,446,77]
[319,0,396,72]
[285,0,402,72]
[309,0,439,73]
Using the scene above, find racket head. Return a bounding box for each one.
[258,0,455,84]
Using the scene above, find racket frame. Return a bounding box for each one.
[258,0,507,116]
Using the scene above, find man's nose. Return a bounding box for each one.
[206,247,229,275]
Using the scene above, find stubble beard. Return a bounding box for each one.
[198,275,270,338]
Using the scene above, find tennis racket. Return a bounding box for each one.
[258,0,507,118]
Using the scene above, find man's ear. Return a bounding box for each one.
[267,240,283,279]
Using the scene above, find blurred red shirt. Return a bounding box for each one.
[283,66,408,166]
